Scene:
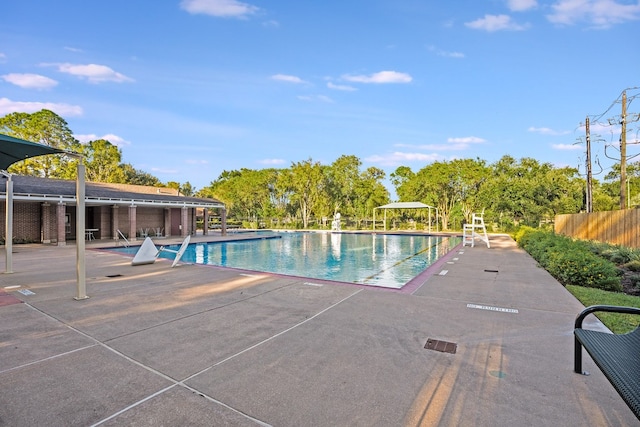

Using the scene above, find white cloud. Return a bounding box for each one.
[447,136,486,144]
[342,71,412,84]
[49,63,134,83]
[427,45,465,58]
[465,14,530,31]
[327,82,357,91]
[2,73,58,90]
[75,133,130,146]
[366,152,444,166]
[271,74,306,84]
[151,167,180,174]
[185,159,209,165]
[394,137,485,153]
[547,0,640,28]
[64,46,83,53]
[507,0,538,11]
[258,158,286,165]
[180,0,259,18]
[0,53,6,63]
[0,97,83,116]
[552,143,582,150]
[297,95,334,103]
[585,122,613,133]
[528,126,571,136]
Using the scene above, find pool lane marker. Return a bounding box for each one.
[360,240,445,283]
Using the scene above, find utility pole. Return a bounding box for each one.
[620,90,627,209]
[585,117,593,213]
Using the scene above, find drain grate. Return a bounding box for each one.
[424,338,457,354]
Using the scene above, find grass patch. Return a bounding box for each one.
[566,285,640,334]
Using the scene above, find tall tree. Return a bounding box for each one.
[0,109,81,178]
[181,182,195,196]
[325,155,361,217]
[82,139,126,183]
[452,158,489,221]
[481,156,582,227]
[390,166,415,201]
[355,166,390,222]
[121,163,162,186]
[289,158,324,228]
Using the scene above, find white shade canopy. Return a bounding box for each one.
[373,202,438,232]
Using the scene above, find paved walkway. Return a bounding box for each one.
[0,233,637,426]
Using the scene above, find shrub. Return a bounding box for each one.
[623,260,640,272]
[516,228,622,292]
[545,249,622,291]
[590,242,640,265]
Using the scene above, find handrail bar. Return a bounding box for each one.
[116,229,130,247]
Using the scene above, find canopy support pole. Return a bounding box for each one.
[3,171,13,274]
[74,161,88,300]
[384,209,387,231]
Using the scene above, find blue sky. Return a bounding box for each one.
[1,0,639,195]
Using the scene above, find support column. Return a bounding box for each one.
[41,203,51,243]
[4,177,12,273]
[203,208,209,236]
[164,208,171,238]
[181,207,188,237]
[221,208,227,236]
[111,205,119,241]
[75,161,88,300]
[56,202,66,246]
[129,205,137,241]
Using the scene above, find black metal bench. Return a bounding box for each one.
[574,305,640,420]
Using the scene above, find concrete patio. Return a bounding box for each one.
[0,233,637,426]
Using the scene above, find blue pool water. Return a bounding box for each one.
[111,232,461,289]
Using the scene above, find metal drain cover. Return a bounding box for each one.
[424,338,457,354]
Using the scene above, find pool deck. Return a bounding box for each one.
[0,232,637,426]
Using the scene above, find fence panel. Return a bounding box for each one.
[555,209,640,248]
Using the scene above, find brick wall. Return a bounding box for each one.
[0,201,41,242]
[1,200,197,243]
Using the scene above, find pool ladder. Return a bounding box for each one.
[116,229,131,248]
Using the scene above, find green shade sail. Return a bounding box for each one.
[0,133,66,170]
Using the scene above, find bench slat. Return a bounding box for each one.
[575,327,640,419]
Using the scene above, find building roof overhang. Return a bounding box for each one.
[0,175,225,209]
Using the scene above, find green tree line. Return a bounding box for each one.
[3,109,639,231]
[198,156,640,232]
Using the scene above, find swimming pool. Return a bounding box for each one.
[111,232,461,289]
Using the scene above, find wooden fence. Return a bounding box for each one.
[555,209,640,248]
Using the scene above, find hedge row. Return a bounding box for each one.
[514,227,622,292]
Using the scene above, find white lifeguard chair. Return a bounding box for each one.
[331,212,341,231]
[462,210,490,248]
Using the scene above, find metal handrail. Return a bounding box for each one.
[116,229,130,247]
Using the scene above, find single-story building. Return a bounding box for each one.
[0,175,226,246]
